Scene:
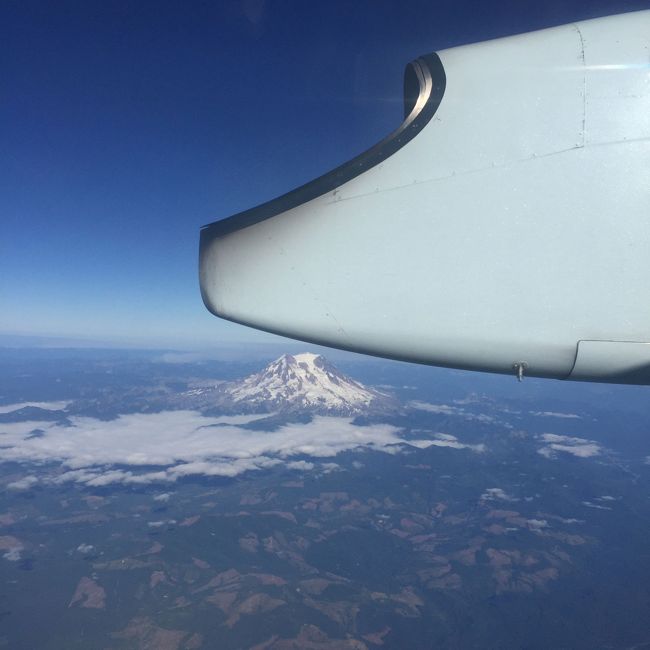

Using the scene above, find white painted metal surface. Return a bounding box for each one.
[200,11,650,383]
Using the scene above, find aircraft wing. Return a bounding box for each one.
[200,11,650,384]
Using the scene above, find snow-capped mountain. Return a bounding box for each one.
[220,353,394,415]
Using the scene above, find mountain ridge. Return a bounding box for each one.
[219,352,395,415]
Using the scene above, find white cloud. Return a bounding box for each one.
[0,420,57,436]
[153,493,172,502]
[408,401,495,424]
[541,434,588,444]
[409,433,485,453]
[77,544,94,554]
[409,402,458,415]
[0,412,404,486]
[582,501,612,511]
[548,443,601,458]
[481,487,518,502]
[3,547,22,562]
[0,401,70,414]
[147,520,177,527]
[530,411,581,419]
[320,462,341,473]
[286,460,314,471]
[537,433,601,459]
[7,476,38,490]
[166,457,282,479]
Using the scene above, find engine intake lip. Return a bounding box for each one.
[200,52,446,241]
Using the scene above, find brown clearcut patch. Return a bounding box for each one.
[205,590,238,614]
[304,598,359,628]
[399,517,425,533]
[453,537,485,566]
[340,500,371,514]
[487,509,521,519]
[142,541,164,555]
[249,573,287,586]
[250,636,280,650]
[0,535,22,550]
[258,623,368,649]
[362,626,391,646]
[180,515,201,527]
[545,531,587,545]
[112,616,187,650]
[389,587,424,618]
[261,511,298,524]
[432,502,447,517]
[192,557,210,569]
[484,523,507,535]
[172,596,191,609]
[432,573,462,589]
[410,533,437,545]
[149,571,168,588]
[239,532,260,553]
[193,568,241,593]
[69,576,106,609]
[298,578,333,595]
[225,593,286,628]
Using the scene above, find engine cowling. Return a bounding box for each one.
[200,11,650,384]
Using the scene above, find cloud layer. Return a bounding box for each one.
[0,411,437,486]
[409,432,485,453]
[537,433,601,458]
[408,401,496,424]
[0,400,70,414]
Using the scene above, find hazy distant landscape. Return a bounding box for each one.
[2,346,650,649]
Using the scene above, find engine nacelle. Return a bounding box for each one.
[200,11,650,384]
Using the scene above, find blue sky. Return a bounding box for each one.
[2,0,647,349]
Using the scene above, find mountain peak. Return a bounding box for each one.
[291,352,320,362]
[221,353,394,415]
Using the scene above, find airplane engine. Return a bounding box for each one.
[200,11,650,384]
